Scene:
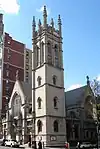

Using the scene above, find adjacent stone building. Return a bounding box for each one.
[65,77,97,145]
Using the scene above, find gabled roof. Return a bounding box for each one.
[9,80,32,108]
[20,81,32,100]
[65,85,92,107]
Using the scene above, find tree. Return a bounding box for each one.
[90,78,100,97]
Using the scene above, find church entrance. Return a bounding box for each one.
[28,135,31,147]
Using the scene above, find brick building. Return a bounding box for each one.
[2,33,25,114]
[0,14,31,115]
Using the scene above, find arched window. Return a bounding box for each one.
[47,41,51,55]
[53,120,58,132]
[54,44,59,67]
[47,41,52,65]
[55,44,58,57]
[13,94,21,117]
[52,75,57,85]
[37,97,42,109]
[37,120,42,133]
[37,76,42,86]
[54,97,58,108]
[41,42,44,63]
[36,46,39,66]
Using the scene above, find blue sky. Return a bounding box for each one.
[1,0,100,90]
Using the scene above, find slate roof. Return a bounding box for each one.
[20,81,32,100]
[65,85,87,107]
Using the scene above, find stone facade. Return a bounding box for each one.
[31,6,66,147]
[2,77,32,144]
[65,81,97,145]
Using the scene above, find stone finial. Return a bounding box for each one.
[38,19,42,31]
[51,18,54,28]
[86,75,90,85]
[58,15,61,25]
[58,14,62,36]
[43,5,47,28]
[32,16,36,38]
[38,19,41,26]
[32,16,36,27]
[43,5,47,17]
[16,70,19,80]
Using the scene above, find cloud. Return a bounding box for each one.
[67,84,82,91]
[96,75,100,81]
[36,5,50,15]
[0,0,20,14]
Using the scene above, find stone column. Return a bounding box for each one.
[21,105,27,144]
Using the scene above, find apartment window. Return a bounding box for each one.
[26,64,29,70]
[6,96,9,100]
[6,86,9,92]
[7,54,11,60]
[8,48,10,53]
[6,70,9,77]
[26,57,29,63]
[8,41,11,44]
[6,80,9,84]
[6,64,9,69]
[26,78,29,82]
[26,71,29,77]
[26,51,29,57]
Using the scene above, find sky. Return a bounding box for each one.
[0,0,100,91]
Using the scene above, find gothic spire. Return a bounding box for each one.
[38,19,41,26]
[58,14,62,36]
[51,18,54,28]
[38,19,42,31]
[32,16,36,38]
[43,5,47,28]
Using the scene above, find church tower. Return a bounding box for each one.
[32,6,66,147]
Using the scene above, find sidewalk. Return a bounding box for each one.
[20,143,31,149]
[20,144,76,149]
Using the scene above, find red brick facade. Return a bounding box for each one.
[2,33,24,114]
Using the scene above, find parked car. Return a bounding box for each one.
[5,139,20,147]
[0,139,8,146]
[76,142,92,149]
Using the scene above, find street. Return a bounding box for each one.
[0,146,24,149]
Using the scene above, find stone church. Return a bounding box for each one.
[2,6,97,148]
[2,6,66,147]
